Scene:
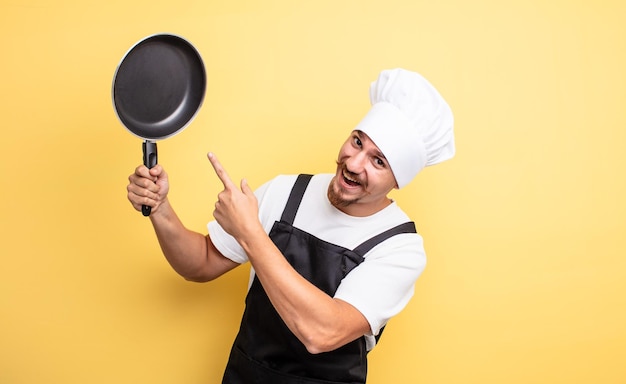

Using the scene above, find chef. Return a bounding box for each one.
[127,68,455,383]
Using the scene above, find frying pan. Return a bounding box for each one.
[112,33,206,216]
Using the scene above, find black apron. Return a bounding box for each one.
[222,174,417,384]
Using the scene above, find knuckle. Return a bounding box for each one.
[141,178,154,189]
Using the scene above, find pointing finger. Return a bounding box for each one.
[207,152,236,189]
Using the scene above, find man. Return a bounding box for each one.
[127,68,455,383]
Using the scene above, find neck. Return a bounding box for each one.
[331,195,393,217]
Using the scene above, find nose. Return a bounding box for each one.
[345,151,367,174]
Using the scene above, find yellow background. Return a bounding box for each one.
[1,1,625,383]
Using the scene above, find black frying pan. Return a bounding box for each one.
[112,33,206,216]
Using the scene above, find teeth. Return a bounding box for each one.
[343,171,360,184]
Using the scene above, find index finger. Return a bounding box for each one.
[207,152,236,189]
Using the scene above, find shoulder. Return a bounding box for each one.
[255,174,299,195]
[365,230,426,270]
[256,174,332,208]
[255,174,332,230]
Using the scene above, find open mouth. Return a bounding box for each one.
[342,170,362,187]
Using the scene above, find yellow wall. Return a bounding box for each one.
[2,1,625,383]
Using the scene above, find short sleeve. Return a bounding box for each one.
[333,232,426,336]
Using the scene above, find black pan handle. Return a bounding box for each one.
[142,140,158,216]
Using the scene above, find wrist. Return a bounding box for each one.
[237,223,268,257]
[148,197,172,221]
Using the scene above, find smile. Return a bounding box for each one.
[342,170,362,187]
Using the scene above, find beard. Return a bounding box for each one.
[327,162,368,208]
[327,177,360,208]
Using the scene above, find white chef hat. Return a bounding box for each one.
[354,68,455,188]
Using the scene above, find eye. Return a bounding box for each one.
[374,157,386,167]
[353,136,362,147]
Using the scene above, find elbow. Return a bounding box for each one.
[300,329,343,355]
[303,340,330,355]
[295,310,368,354]
[179,267,218,283]
[305,343,330,355]
[183,274,211,283]
[182,270,221,283]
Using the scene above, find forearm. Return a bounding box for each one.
[149,199,221,282]
[239,227,369,353]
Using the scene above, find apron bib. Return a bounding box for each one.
[223,174,416,384]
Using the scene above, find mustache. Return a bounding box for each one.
[336,161,366,186]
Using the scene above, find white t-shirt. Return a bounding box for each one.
[208,174,426,350]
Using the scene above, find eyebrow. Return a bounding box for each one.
[355,130,387,160]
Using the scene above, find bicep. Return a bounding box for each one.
[332,298,372,342]
[187,235,240,282]
[334,242,426,335]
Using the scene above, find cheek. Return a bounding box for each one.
[373,169,397,189]
[337,145,354,162]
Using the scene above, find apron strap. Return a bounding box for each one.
[280,174,313,225]
[281,174,416,257]
[352,221,417,257]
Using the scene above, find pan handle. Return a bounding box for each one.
[142,140,158,216]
